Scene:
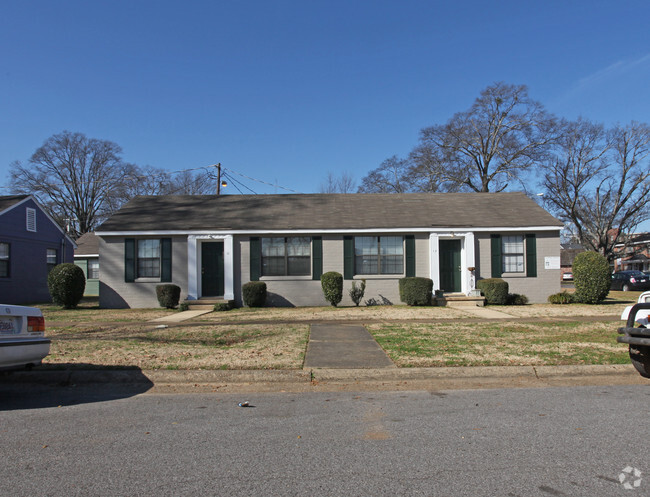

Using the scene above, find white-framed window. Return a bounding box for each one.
[46,248,58,272]
[137,239,161,278]
[88,259,99,279]
[0,242,9,278]
[354,236,404,275]
[502,235,524,273]
[261,237,310,276]
[26,208,36,232]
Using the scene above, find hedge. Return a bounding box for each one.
[399,277,433,306]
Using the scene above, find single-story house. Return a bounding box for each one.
[96,192,563,308]
[613,232,650,272]
[74,232,100,297]
[0,195,76,305]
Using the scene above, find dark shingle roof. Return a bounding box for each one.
[74,232,99,255]
[97,192,563,232]
[0,195,29,213]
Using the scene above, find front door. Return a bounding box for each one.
[201,242,224,296]
[439,239,461,292]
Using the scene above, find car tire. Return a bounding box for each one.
[622,284,630,292]
[629,345,650,378]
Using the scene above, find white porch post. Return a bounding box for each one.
[224,235,234,300]
[462,232,475,295]
[187,235,198,300]
[429,233,440,291]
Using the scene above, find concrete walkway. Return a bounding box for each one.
[304,324,396,369]
[150,309,213,323]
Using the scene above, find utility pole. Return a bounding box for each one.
[216,163,222,195]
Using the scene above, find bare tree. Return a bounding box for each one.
[411,82,558,192]
[543,119,650,260]
[319,171,356,193]
[357,156,413,193]
[10,131,129,237]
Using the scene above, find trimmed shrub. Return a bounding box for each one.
[349,279,366,307]
[573,251,611,304]
[214,302,232,312]
[399,277,433,306]
[243,281,267,307]
[47,263,86,309]
[156,284,181,309]
[507,293,529,305]
[548,291,575,304]
[321,272,343,306]
[476,278,509,305]
[178,302,189,312]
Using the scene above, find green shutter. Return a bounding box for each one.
[125,238,135,282]
[405,235,415,277]
[161,238,172,282]
[250,237,261,281]
[343,236,354,280]
[526,234,537,277]
[491,235,502,278]
[312,237,322,280]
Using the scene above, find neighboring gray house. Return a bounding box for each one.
[95,192,564,308]
[74,232,100,297]
[0,195,76,305]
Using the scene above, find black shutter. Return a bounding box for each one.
[405,235,415,277]
[250,237,261,281]
[161,238,172,282]
[343,236,354,280]
[491,235,502,278]
[125,238,135,282]
[526,234,537,277]
[312,237,322,280]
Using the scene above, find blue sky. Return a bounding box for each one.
[1,1,649,200]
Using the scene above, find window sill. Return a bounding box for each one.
[134,277,161,283]
[260,275,312,281]
[354,274,404,280]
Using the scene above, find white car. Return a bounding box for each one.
[0,304,50,370]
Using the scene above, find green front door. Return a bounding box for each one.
[201,242,224,296]
[439,239,461,292]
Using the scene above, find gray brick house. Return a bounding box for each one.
[95,192,563,308]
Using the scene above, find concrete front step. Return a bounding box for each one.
[435,294,485,307]
[182,298,235,310]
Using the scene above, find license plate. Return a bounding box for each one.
[0,318,17,335]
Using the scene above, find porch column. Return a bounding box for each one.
[429,233,440,291]
[224,235,234,300]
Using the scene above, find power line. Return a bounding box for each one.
[222,166,302,194]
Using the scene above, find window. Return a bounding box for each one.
[261,237,310,276]
[0,243,9,278]
[502,235,524,273]
[26,208,36,232]
[88,259,99,279]
[46,248,58,273]
[354,236,403,275]
[137,239,160,278]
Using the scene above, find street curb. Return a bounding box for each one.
[1,364,645,393]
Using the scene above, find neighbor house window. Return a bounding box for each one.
[502,235,524,273]
[354,236,403,275]
[88,259,99,279]
[137,239,160,278]
[46,248,58,272]
[261,237,310,276]
[0,243,9,278]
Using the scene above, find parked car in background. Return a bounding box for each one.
[0,304,50,370]
[562,272,573,281]
[611,271,650,292]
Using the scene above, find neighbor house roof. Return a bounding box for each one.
[0,195,29,214]
[97,192,563,233]
[74,232,99,256]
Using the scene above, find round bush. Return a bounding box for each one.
[156,284,181,309]
[399,277,433,306]
[573,251,610,304]
[507,293,529,305]
[321,272,343,307]
[476,278,509,305]
[243,281,267,307]
[47,263,86,309]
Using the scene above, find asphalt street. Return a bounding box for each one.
[1,383,649,496]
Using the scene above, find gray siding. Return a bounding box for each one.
[476,231,560,303]
[99,236,188,308]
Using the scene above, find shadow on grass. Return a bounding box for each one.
[0,363,153,411]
